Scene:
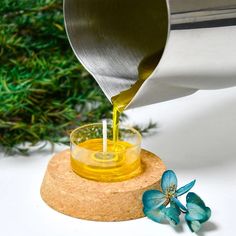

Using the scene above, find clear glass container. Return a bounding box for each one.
[70,123,142,182]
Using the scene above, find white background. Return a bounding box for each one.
[1,87,236,236]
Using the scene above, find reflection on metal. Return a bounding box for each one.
[64,0,236,108]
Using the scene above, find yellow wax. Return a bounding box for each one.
[71,138,142,182]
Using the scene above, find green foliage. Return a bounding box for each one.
[0,0,155,154]
[0,0,111,152]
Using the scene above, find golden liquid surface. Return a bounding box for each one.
[71,138,141,182]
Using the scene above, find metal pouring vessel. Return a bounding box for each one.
[64,0,236,108]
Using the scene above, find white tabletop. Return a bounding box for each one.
[1,87,236,236]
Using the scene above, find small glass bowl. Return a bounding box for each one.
[70,123,142,182]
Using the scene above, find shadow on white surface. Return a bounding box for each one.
[197,222,219,236]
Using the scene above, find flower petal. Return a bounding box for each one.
[186,203,210,222]
[201,207,211,223]
[186,192,205,208]
[176,180,196,197]
[170,201,181,216]
[171,197,187,212]
[143,206,166,223]
[186,218,202,232]
[161,170,177,194]
[186,192,211,223]
[142,190,166,210]
[163,205,180,226]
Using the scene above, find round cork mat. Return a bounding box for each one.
[40,149,166,221]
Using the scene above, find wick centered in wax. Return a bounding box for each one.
[94,119,116,162]
[102,119,107,153]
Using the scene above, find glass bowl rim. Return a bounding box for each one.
[70,122,142,150]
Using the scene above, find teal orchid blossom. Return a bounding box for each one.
[142,170,211,232]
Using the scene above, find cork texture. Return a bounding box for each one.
[40,149,166,221]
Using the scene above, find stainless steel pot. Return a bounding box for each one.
[64,0,236,108]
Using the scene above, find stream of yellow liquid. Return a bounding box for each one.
[111,51,163,141]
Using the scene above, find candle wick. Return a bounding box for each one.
[102,119,107,153]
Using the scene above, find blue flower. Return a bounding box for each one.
[185,192,211,232]
[142,170,211,233]
[142,170,195,226]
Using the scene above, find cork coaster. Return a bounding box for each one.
[40,149,166,221]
